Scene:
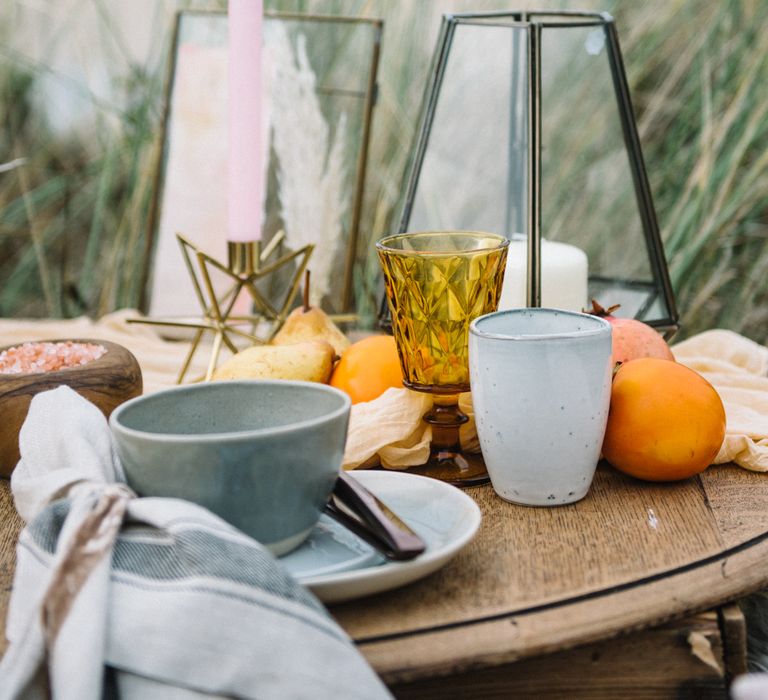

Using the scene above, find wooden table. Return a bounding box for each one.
[2,462,767,697]
[326,462,768,697]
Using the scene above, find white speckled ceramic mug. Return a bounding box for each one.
[469,308,612,506]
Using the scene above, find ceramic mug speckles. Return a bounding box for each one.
[469,309,612,506]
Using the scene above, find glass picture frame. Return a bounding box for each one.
[140,10,382,321]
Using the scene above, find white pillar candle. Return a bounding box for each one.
[498,239,588,312]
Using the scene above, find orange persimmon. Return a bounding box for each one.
[602,358,726,481]
[330,335,404,404]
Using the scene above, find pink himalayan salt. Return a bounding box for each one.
[0,341,107,375]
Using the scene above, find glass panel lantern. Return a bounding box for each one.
[383,11,678,332]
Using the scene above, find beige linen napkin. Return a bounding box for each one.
[672,329,768,471]
[343,389,479,470]
[5,314,766,472]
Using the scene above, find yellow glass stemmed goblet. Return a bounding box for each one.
[377,231,509,486]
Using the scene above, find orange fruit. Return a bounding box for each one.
[602,358,726,481]
[330,334,404,404]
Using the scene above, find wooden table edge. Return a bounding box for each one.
[357,534,768,685]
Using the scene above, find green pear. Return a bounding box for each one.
[212,339,336,384]
[272,306,351,357]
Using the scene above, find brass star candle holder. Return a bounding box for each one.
[132,233,313,383]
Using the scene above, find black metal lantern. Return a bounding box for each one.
[380,11,678,333]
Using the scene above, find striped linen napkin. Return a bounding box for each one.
[0,386,391,699]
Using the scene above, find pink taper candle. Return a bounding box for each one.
[228,0,263,242]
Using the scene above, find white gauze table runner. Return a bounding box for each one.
[0,386,391,700]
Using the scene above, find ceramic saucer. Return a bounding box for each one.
[279,470,481,603]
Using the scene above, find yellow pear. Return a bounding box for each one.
[272,306,351,357]
[212,339,336,384]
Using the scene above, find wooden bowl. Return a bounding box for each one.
[0,339,143,477]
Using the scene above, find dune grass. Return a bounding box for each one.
[0,1,166,318]
[1,0,767,342]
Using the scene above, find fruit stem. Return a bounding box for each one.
[303,270,311,312]
[587,299,621,317]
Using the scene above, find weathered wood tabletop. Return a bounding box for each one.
[327,462,768,686]
[1,461,767,690]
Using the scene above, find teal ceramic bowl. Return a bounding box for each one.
[109,380,351,555]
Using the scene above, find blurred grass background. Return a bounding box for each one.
[1,0,766,342]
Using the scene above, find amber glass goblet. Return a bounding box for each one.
[376,231,509,486]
